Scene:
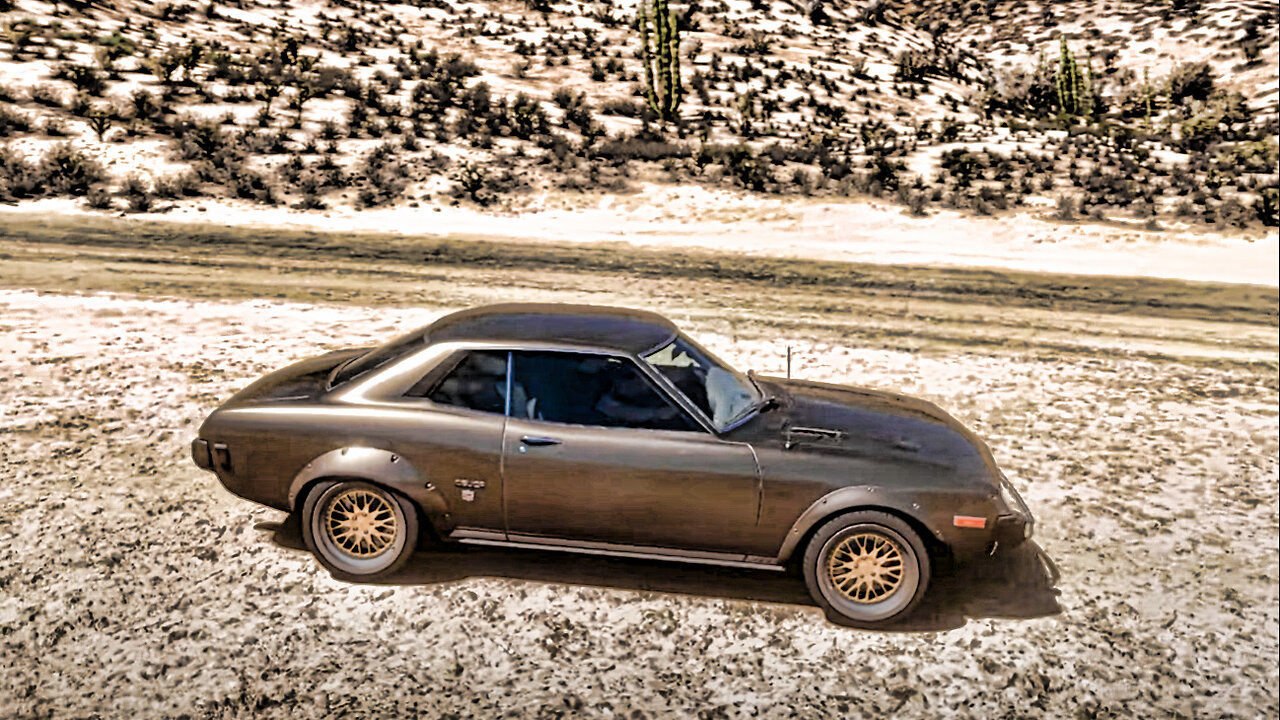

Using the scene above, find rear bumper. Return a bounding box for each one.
[192,434,295,512]
[191,438,213,471]
[191,437,233,477]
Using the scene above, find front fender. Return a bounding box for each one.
[774,485,950,563]
[288,446,450,521]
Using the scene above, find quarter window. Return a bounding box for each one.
[511,351,698,432]
[420,350,509,414]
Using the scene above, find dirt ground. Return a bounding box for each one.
[8,193,1279,287]
[0,228,1277,718]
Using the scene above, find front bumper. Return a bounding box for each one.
[946,511,1033,562]
[991,475,1034,551]
[942,476,1034,560]
[992,511,1033,549]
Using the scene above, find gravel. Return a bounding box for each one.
[1,289,1276,719]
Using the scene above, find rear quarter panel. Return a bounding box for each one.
[203,402,500,535]
[200,407,340,511]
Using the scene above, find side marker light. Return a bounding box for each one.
[953,515,987,529]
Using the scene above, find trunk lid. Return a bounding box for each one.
[222,348,369,407]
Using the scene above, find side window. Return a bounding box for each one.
[511,351,699,432]
[417,350,509,414]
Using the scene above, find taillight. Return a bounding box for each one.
[211,442,233,473]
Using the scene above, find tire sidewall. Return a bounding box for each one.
[803,511,931,627]
[301,479,418,580]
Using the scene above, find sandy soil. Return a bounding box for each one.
[1,258,1276,717]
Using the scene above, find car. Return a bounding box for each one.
[192,303,1034,626]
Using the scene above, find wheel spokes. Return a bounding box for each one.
[324,488,398,558]
[826,531,907,604]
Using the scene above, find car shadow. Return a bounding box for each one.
[258,516,1062,632]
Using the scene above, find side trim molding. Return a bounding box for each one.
[453,534,785,572]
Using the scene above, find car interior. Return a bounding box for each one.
[425,350,697,432]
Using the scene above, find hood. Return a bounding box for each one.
[754,377,996,476]
[221,347,370,407]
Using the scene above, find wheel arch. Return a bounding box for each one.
[776,487,948,566]
[288,447,450,525]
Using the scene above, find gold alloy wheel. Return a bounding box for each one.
[826,531,905,603]
[324,488,398,558]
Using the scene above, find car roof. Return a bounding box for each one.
[425,303,679,354]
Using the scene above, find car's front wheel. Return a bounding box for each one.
[302,479,418,580]
[802,511,930,627]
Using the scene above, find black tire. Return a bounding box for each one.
[301,479,418,581]
[802,510,930,627]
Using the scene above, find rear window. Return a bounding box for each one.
[328,330,427,388]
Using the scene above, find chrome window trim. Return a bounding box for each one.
[636,331,679,359]
[504,351,513,418]
[626,352,719,433]
[330,341,468,406]
[334,339,718,434]
[506,347,714,434]
[716,407,761,434]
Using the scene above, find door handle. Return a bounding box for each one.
[520,435,562,447]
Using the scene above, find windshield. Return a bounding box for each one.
[642,334,760,429]
[328,328,427,388]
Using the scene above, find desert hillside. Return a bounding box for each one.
[0,0,1276,232]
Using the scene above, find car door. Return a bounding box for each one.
[501,350,761,553]
[398,349,510,535]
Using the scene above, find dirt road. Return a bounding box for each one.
[0,222,1276,718]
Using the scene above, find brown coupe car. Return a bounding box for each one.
[192,303,1033,626]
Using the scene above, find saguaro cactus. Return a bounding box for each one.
[1054,37,1093,120]
[1055,37,1080,116]
[638,0,682,123]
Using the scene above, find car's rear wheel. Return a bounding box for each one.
[802,511,930,627]
[302,479,417,580]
